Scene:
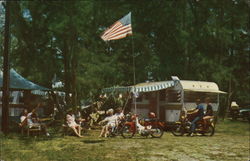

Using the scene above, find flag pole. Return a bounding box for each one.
[108,41,112,55]
[100,12,135,113]
[131,13,137,115]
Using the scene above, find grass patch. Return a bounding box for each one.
[216,119,249,135]
[0,120,249,161]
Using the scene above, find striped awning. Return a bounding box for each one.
[102,86,131,93]
[102,81,175,93]
[131,81,175,92]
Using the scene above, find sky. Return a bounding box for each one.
[0,1,4,29]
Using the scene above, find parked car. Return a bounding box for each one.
[239,105,250,121]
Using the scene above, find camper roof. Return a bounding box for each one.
[179,80,226,94]
[102,79,226,94]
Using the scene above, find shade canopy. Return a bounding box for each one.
[102,81,175,93]
[132,81,174,92]
[0,69,50,91]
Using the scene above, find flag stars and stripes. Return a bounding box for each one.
[101,12,132,41]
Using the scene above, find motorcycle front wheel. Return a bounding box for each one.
[171,124,185,136]
[150,127,164,138]
[121,125,135,138]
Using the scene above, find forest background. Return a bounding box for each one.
[0,0,249,115]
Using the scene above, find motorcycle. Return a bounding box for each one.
[121,114,164,138]
[171,112,215,136]
[107,119,125,137]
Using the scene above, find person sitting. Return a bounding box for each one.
[187,99,204,136]
[147,112,157,121]
[114,107,124,123]
[66,110,83,137]
[89,108,101,128]
[203,97,214,128]
[27,104,50,136]
[99,109,117,137]
[75,109,86,126]
[113,107,125,131]
[204,97,213,117]
[20,108,28,127]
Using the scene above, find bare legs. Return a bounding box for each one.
[99,126,106,137]
[71,125,83,137]
[99,125,111,137]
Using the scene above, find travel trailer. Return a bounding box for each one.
[103,77,226,122]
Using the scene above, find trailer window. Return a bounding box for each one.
[184,92,218,103]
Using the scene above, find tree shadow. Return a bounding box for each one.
[82,139,106,144]
[17,132,62,145]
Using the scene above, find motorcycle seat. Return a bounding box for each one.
[196,116,214,124]
[202,116,214,120]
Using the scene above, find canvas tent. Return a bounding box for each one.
[0,69,51,117]
[0,69,50,91]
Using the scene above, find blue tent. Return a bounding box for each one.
[0,69,50,91]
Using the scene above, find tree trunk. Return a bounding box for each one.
[71,51,77,107]
[2,1,10,134]
[63,40,71,106]
[223,76,232,120]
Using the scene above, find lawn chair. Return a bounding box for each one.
[61,122,87,136]
[61,123,73,136]
[19,117,42,136]
[26,125,42,136]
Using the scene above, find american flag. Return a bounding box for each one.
[101,12,132,41]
